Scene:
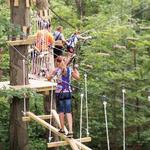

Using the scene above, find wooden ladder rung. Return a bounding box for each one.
[14,0,19,6]
[47,137,91,148]
[22,114,52,122]
[26,0,30,8]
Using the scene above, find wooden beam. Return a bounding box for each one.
[140,26,150,30]
[44,10,48,17]
[113,44,126,49]
[7,35,36,46]
[22,114,52,122]
[14,0,19,6]
[47,137,91,148]
[26,112,80,150]
[22,26,28,35]
[74,140,92,150]
[126,37,139,41]
[51,109,68,134]
[97,52,110,56]
[39,10,44,17]
[26,0,30,8]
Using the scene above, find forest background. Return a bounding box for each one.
[0,0,150,149]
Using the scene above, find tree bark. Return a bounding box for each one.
[9,0,30,85]
[10,97,29,150]
[9,0,30,150]
[74,0,84,19]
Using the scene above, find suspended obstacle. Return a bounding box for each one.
[0,0,91,150]
[2,1,92,149]
[26,111,91,150]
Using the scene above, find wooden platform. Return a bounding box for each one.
[7,35,36,46]
[0,79,56,92]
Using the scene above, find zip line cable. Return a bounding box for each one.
[6,41,148,110]
[7,42,150,114]
[49,7,76,29]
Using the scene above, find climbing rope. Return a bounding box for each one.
[84,73,89,136]
[122,87,126,150]
[48,82,54,142]
[23,59,27,116]
[80,93,84,149]
[102,98,110,150]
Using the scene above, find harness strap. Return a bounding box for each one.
[55,32,61,41]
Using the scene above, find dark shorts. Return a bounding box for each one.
[54,46,63,58]
[56,93,72,113]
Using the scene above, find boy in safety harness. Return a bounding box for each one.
[66,30,91,65]
[46,56,80,138]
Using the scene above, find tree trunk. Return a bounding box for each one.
[9,0,30,85]
[9,0,30,150]
[43,91,59,150]
[74,0,84,19]
[10,97,29,150]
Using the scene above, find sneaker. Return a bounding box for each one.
[58,129,65,134]
[66,132,73,138]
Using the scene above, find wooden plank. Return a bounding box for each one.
[113,44,126,49]
[0,79,56,92]
[140,26,150,30]
[44,10,48,17]
[27,111,80,150]
[39,10,43,17]
[75,140,92,150]
[14,0,19,6]
[97,53,110,56]
[26,0,30,7]
[22,115,52,122]
[22,26,27,35]
[47,137,91,148]
[51,109,68,134]
[7,35,36,46]
[126,37,139,41]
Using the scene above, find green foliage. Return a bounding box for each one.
[0,0,150,149]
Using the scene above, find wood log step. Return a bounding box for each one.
[47,137,91,148]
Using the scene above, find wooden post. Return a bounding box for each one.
[26,0,30,7]
[10,97,29,150]
[9,0,30,150]
[9,0,30,85]
[14,0,19,6]
[47,137,91,148]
